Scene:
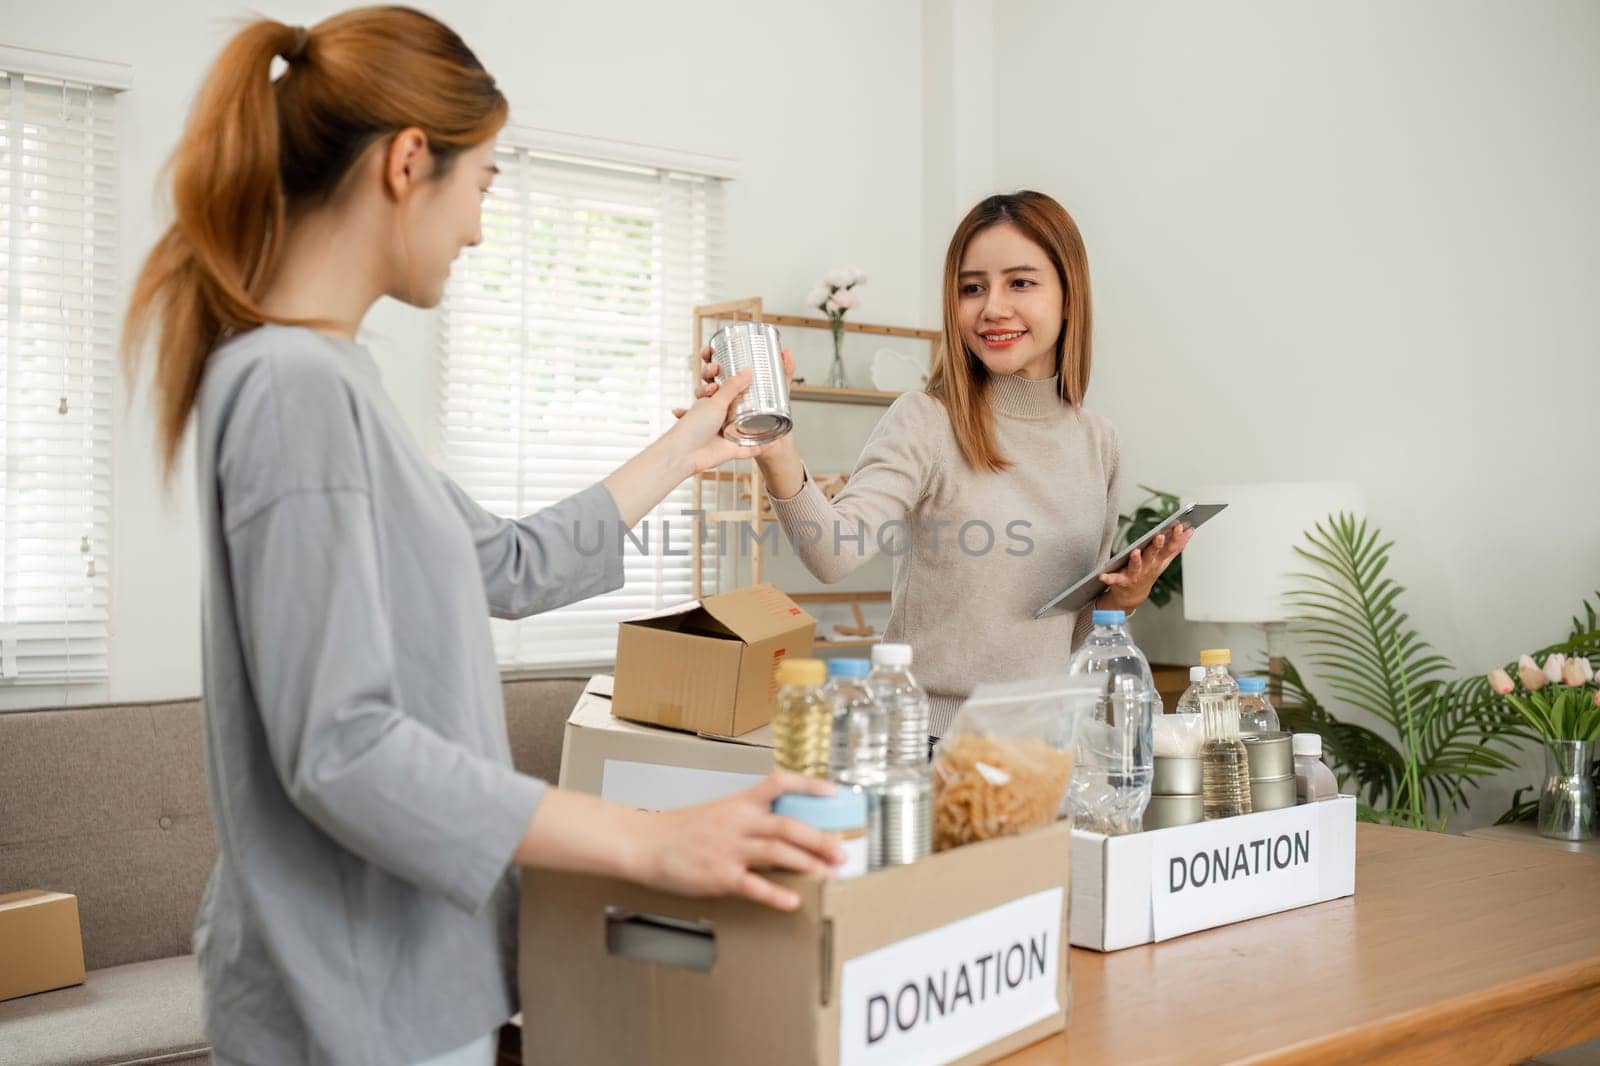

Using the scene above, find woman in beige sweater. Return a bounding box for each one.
[698,192,1189,734]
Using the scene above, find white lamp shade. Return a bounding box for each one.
[1181,482,1367,624]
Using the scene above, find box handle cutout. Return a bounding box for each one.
[604,907,717,972]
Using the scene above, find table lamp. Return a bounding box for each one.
[1181,481,1367,698]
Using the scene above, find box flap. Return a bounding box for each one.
[623,600,743,639]
[701,585,815,644]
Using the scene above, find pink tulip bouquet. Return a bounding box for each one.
[808,267,866,388]
[1488,652,1600,742]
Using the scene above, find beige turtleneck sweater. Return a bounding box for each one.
[769,373,1121,735]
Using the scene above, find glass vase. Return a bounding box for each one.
[825,318,847,389]
[1538,739,1596,840]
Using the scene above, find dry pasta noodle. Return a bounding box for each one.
[932,733,1075,851]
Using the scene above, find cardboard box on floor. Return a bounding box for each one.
[0,890,85,1001]
[559,676,775,808]
[521,820,1071,1066]
[612,584,814,738]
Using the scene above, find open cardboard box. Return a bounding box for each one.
[612,584,815,738]
[1070,795,1357,951]
[520,820,1072,1066]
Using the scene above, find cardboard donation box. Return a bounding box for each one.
[0,890,86,1001]
[612,584,815,738]
[1071,795,1358,951]
[559,676,774,808]
[521,820,1072,1066]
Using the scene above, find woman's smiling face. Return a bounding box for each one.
[955,221,1065,380]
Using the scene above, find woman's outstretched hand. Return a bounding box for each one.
[632,770,844,911]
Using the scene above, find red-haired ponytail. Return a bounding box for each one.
[123,6,506,476]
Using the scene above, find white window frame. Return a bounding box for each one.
[0,46,129,684]
[438,125,733,670]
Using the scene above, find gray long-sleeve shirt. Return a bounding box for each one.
[192,325,624,1065]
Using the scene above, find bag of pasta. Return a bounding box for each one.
[932,675,1100,852]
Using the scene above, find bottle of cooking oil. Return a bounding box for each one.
[773,659,831,778]
[1198,648,1252,819]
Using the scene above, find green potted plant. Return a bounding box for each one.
[1273,513,1537,829]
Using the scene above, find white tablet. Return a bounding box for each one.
[1033,502,1227,619]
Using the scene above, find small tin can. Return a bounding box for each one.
[879,768,933,867]
[709,321,792,445]
[1152,755,1203,795]
[1144,793,1204,830]
[1250,774,1298,812]
[1242,731,1295,781]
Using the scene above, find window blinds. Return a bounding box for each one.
[440,141,725,668]
[0,66,118,682]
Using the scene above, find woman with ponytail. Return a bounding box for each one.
[124,9,839,1065]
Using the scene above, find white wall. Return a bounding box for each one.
[0,0,929,707]
[990,0,1600,826]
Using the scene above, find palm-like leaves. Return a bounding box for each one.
[1280,513,1535,828]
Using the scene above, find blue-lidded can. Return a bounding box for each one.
[773,791,868,878]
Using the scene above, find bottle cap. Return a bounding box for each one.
[1200,648,1232,667]
[1189,666,1205,683]
[826,657,871,679]
[1292,733,1323,757]
[871,643,913,667]
[1238,677,1267,694]
[776,659,826,687]
[1092,609,1126,625]
[773,790,866,831]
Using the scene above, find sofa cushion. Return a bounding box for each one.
[0,955,208,1066]
[501,675,588,785]
[0,677,586,982]
[0,701,213,970]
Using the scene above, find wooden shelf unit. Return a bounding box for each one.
[689,297,935,646]
[790,384,898,406]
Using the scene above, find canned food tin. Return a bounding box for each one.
[1143,793,1204,830]
[1152,755,1203,795]
[709,321,792,445]
[1250,774,1298,812]
[1242,731,1295,781]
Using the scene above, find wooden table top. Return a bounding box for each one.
[1465,820,1600,858]
[999,824,1600,1065]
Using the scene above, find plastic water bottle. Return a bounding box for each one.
[867,643,932,767]
[1174,666,1205,715]
[1066,609,1158,835]
[867,643,933,865]
[1155,665,1207,757]
[825,657,888,870]
[825,658,876,776]
[1237,677,1281,734]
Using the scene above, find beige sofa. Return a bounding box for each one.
[0,676,587,1066]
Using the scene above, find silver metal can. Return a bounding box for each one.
[1143,792,1204,830]
[1152,755,1203,796]
[1242,731,1295,781]
[709,321,792,445]
[1250,774,1299,812]
[878,767,932,867]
